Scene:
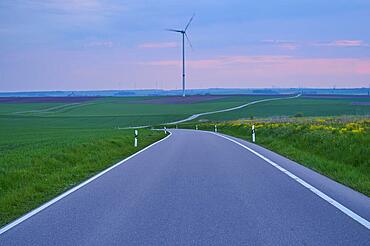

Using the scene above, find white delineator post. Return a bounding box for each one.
[252,125,255,143]
[195,125,198,130]
[134,129,138,147]
[164,126,167,135]
[215,125,218,133]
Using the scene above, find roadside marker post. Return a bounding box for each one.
[176,125,178,129]
[195,125,198,130]
[214,125,218,133]
[164,126,167,135]
[252,125,255,143]
[134,130,138,147]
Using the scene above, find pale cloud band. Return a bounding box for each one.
[319,40,369,47]
[85,41,114,48]
[138,42,177,49]
[143,55,370,76]
[262,39,369,50]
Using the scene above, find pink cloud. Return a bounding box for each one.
[4,49,369,91]
[144,56,293,67]
[86,41,113,48]
[138,42,177,49]
[278,43,298,50]
[261,40,299,50]
[355,64,370,74]
[144,56,370,87]
[315,40,368,47]
[330,40,364,47]
[262,39,369,49]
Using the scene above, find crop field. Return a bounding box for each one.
[196,96,370,121]
[1,94,369,226]
[177,116,370,196]
[0,96,269,128]
[0,95,273,127]
[0,95,273,226]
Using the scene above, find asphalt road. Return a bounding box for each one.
[1,129,369,245]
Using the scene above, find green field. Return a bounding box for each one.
[1,95,268,226]
[196,96,370,121]
[1,94,370,227]
[0,96,272,129]
[2,96,369,129]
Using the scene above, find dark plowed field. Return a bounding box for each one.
[0,97,100,103]
[302,94,370,99]
[138,95,227,104]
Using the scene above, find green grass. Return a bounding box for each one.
[178,117,370,196]
[3,95,266,227]
[1,95,369,226]
[46,96,274,117]
[197,97,370,121]
[0,125,165,227]
[0,96,272,127]
[0,102,67,115]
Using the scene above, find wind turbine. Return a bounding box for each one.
[167,14,194,97]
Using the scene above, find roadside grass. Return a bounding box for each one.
[0,126,165,227]
[176,117,370,196]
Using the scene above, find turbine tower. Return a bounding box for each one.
[167,14,194,97]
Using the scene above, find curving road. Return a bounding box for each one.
[0,129,369,245]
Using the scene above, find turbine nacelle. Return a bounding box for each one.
[166,29,185,34]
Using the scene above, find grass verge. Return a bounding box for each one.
[0,128,165,227]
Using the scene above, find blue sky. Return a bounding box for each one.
[0,0,369,91]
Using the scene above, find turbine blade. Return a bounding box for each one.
[184,14,195,31]
[185,32,193,50]
[165,28,183,33]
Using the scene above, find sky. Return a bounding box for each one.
[0,0,370,92]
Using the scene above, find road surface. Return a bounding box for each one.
[0,129,369,245]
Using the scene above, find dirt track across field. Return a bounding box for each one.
[0,97,100,104]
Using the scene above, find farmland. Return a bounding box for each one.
[0,95,273,226]
[196,96,370,121]
[0,94,370,226]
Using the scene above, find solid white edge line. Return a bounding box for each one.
[0,131,172,235]
[210,132,370,230]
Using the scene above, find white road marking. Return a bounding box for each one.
[0,132,172,235]
[211,132,370,230]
